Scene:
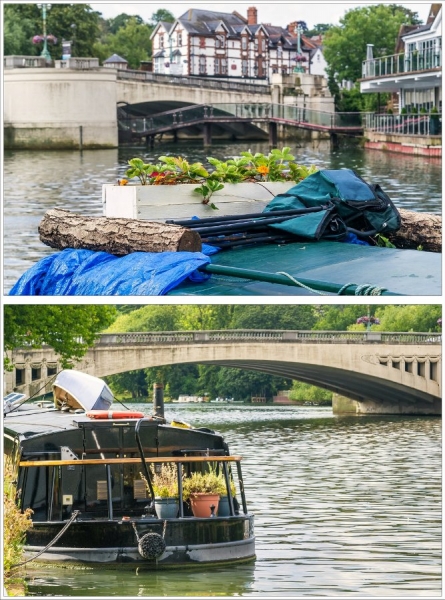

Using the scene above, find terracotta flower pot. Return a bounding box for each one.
[189,493,220,518]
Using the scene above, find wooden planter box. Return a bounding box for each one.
[102,181,294,221]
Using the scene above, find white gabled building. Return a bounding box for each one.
[150,6,327,83]
[360,3,441,113]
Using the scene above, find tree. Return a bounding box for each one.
[288,382,332,404]
[149,9,175,26]
[4,4,101,59]
[375,305,441,332]
[4,305,117,369]
[215,368,290,402]
[3,5,36,56]
[93,17,152,68]
[323,5,421,86]
[230,305,316,330]
[107,13,144,34]
[105,305,180,333]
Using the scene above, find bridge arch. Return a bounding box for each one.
[7,331,441,415]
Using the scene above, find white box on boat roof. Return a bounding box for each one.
[102,181,293,220]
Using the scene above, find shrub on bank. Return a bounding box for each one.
[4,457,33,578]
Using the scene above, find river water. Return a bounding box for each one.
[24,404,441,597]
[3,141,442,293]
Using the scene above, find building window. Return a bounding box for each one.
[199,37,206,48]
[277,45,282,57]
[261,39,266,52]
[215,34,226,49]
[253,61,258,76]
[199,55,206,74]
[242,36,248,51]
[214,58,220,74]
[214,58,228,75]
[242,59,248,75]
[177,32,182,46]
[159,35,164,49]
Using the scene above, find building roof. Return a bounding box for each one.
[104,53,128,64]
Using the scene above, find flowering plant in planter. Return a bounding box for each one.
[149,463,180,498]
[122,148,318,208]
[356,316,380,326]
[181,467,227,502]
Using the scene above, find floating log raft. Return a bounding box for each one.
[386,209,441,253]
[38,209,202,254]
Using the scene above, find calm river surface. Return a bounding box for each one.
[24,404,441,597]
[3,141,442,293]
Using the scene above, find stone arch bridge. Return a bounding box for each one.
[6,330,441,416]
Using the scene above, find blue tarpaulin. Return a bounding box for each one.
[9,248,215,296]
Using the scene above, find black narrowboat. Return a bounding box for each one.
[3,370,255,569]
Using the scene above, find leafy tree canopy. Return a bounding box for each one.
[323,4,421,84]
[107,13,144,34]
[149,9,176,26]
[93,17,152,68]
[4,305,117,369]
[3,4,101,59]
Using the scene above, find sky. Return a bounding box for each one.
[89,1,433,30]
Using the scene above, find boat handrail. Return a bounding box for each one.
[19,455,243,467]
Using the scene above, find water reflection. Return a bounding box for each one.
[23,406,441,597]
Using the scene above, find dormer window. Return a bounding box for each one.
[242,36,248,50]
[159,35,164,49]
[177,32,182,46]
[215,34,226,49]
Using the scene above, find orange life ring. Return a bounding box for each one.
[86,410,145,420]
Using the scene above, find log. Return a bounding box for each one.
[386,209,441,253]
[38,209,202,255]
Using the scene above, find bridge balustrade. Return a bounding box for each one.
[95,331,441,346]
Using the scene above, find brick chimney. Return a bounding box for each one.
[247,6,257,25]
[287,21,298,35]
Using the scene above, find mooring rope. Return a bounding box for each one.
[276,272,387,296]
[10,510,80,569]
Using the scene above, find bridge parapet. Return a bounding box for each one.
[96,330,441,345]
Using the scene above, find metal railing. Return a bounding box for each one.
[118,103,363,136]
[364,112,442,136]
[362,48,441,78]
[95,331,441,346]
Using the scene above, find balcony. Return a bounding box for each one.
[362,48,441,79]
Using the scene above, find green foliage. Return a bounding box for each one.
[323,5,421,84]
[288,382,332,403]
[104,305,181,332]
[374,305,441,333]
[4,305,117,369]
[4,457,33,577]
[93,17,152,69]
[149,463,180,498]
[374,234,396,248]
[194,179,224,209]
[182,467,227,501]
[149,9,175,26]
[4,3,101,59]
[107,13,144,34]
[231,305,316,330]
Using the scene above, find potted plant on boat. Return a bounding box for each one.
[149,463,180,519]
[102,148,318,221]
[182,467,228,518]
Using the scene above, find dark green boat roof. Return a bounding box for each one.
[168,241,441,296]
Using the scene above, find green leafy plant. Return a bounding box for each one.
[374,234,396,248]
[194,179,224,209]
[182,466,228,501]
[123,148,318,208]
[148,463,181,498]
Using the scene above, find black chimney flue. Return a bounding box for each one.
[153,382,165,419]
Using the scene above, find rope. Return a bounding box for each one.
[276,273,387,296]
[275,272,331,296]
[10,510,80,569]
[338,283,387,296]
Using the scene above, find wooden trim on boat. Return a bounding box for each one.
[19,455,242,467]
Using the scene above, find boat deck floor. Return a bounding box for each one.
[168,241,441,296]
